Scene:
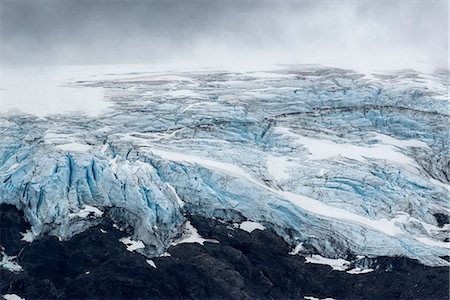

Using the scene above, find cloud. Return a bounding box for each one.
[1,0,447,69]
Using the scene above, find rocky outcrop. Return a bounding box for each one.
[1,204,448,300]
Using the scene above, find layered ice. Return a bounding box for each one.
[0,66,449,265]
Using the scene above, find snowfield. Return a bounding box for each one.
[0,65,449,266]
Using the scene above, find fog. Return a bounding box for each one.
[0,0,448,70]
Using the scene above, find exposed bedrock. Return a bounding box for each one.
[1,205,448,300]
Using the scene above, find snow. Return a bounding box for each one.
[289,243,304,255]
[100,144,108,153]
[1,66,108,117]
[390,213,450,247]
[147,148,261,186]
[167,90,200,98]
[45,131,93,152]
[68,205,103,219]
[304,255,350,271]
[239,221,266,233]
[146,259,157,268]
[372,133,430,149]
[249,71,296,79]
[2,294,25,300]
[5,163,20,173]
[119,237,146,252]
[100,229,107,234]
[166,183,185,208]
[113,224,125,231]
[278,190,404,237]
[0,252,23,273]
[266,155,290,181]
[20,229,34,242]
[181,102,219,113]
[109,157,119,174]
[55,143,92,152]
[275,127,418,168]
[415,237,450,249]
[304,296,335,300]
[429,178,450,192]
[127,74,194,82]
[44,132,70,141]
[172,221,219,245]
[346,267,374,274]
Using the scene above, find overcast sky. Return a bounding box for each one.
[0,0,448,69]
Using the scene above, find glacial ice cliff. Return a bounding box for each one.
[0,66,449,266]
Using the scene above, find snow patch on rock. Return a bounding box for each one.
[119,237,145,252]
[172,221,218,246]
[346,267,374,274]
[0,252,23,273]
[2,294,25,300]
[304,255,350,271]
[146,259,157,268]
[68,205,103,219]
[239,221,266,233]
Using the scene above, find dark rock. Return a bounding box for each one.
[0,204,31,255]
[1,205,449,300]
[434,213,450,227]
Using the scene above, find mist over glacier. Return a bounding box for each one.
[1,0,448,69]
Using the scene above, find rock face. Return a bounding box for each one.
[1,204,449,300]
[0,66,449,267]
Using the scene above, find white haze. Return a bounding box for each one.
[0,0,448,70]
[0,0,447,116]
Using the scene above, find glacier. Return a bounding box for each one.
[0,66,449,266]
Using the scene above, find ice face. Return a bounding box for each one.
[0,66,448,265]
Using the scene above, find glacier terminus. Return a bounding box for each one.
[1,65,449,271]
